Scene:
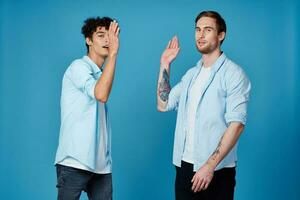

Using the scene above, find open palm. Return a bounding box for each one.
[160,36,180,66]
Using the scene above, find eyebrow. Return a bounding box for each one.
[96,31,106,34]
[195,26,215,29]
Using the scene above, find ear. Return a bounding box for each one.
[218,32,225,43]
[86,37,93,46]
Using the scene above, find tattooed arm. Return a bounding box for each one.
[191,122,244,192]
[157,36,180,112]
[206,122,244,168]
[157,67,171,111]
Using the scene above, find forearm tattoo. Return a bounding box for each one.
[210,135,224,161]
[158,69,171,102]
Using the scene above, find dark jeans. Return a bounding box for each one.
[175,161,236,200]
[56,164,112,200]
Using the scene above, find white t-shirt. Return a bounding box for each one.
[182,66,211,164]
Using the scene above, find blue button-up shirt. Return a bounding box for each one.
[55,56,112,172]
[166,53,251,171]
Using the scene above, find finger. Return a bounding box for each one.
[110,21,115,33]
[198,180,206,191]
[169,38,174,49]
[166,40,171,49]
[175,47,180,56]
[109,22,113,33]
[191,174,198,190]
[170,37,176,48]
[111,21,117,33]
[114,22,119,34]
[169,37,174,48]
[116,27,120,36]
[195,178,203,192]
[203,181,210,190]
[191,174,195,183]
[110,24,116,40]
[174,36,178,48]
[191,178,197,191]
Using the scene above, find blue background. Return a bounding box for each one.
[1,0,299,199]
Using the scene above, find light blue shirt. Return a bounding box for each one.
[166,53,251,171]
[55,56,112,172]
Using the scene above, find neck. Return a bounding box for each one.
[87,51,105,68]
[201,49,222,68]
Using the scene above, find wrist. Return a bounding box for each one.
[108,53,117,59]
[160,62,170,69]
[205,161,217,172]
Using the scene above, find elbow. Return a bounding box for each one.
[98,97,108,103]
[95,92,108,103]
[238,123,245,133]
[231,122,245,133]
[157,105,167,112]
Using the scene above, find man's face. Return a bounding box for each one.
[86,26,109,57]
[195,16,224,54]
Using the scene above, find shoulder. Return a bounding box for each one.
[65,58,91,75]
[223,58,249,82]
[220,57,251,91]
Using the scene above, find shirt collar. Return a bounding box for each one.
[196,52,227,73]
[82,55,101,74]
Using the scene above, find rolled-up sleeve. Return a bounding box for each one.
[166,81,182,111]
[225,68,251,125]
[65,62,98,99]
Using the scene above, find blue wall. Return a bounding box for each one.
[0,0,299,199]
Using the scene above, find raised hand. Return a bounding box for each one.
[160,36,180,67]
[108,20,120,57]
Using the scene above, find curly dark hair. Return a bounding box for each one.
[81,17,114,52]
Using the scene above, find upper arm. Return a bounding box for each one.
[165,68,195,111]
[65,62,98,99]
[224,67,251,125]
[165,81,182,111]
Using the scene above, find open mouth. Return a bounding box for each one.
[102,46,109,49]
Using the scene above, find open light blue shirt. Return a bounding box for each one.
[55,56,112,172]
[166,53,251,171]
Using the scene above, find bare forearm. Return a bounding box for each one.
[95,55,117,102]
[206,122,244,169]
[157,64,171,111]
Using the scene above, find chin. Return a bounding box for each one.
[99,52,108,58]
[197,47,208,54]
[198,44,215,54]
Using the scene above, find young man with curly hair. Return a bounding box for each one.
[157,11,251,200]
[54,16,120,200]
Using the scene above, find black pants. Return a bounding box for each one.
[175,161,236,200]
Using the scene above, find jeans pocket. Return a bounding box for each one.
[56,165,90,191]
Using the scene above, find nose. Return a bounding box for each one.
[199,30,205,38]
[104,34,109,44]
[196,30,205,39]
